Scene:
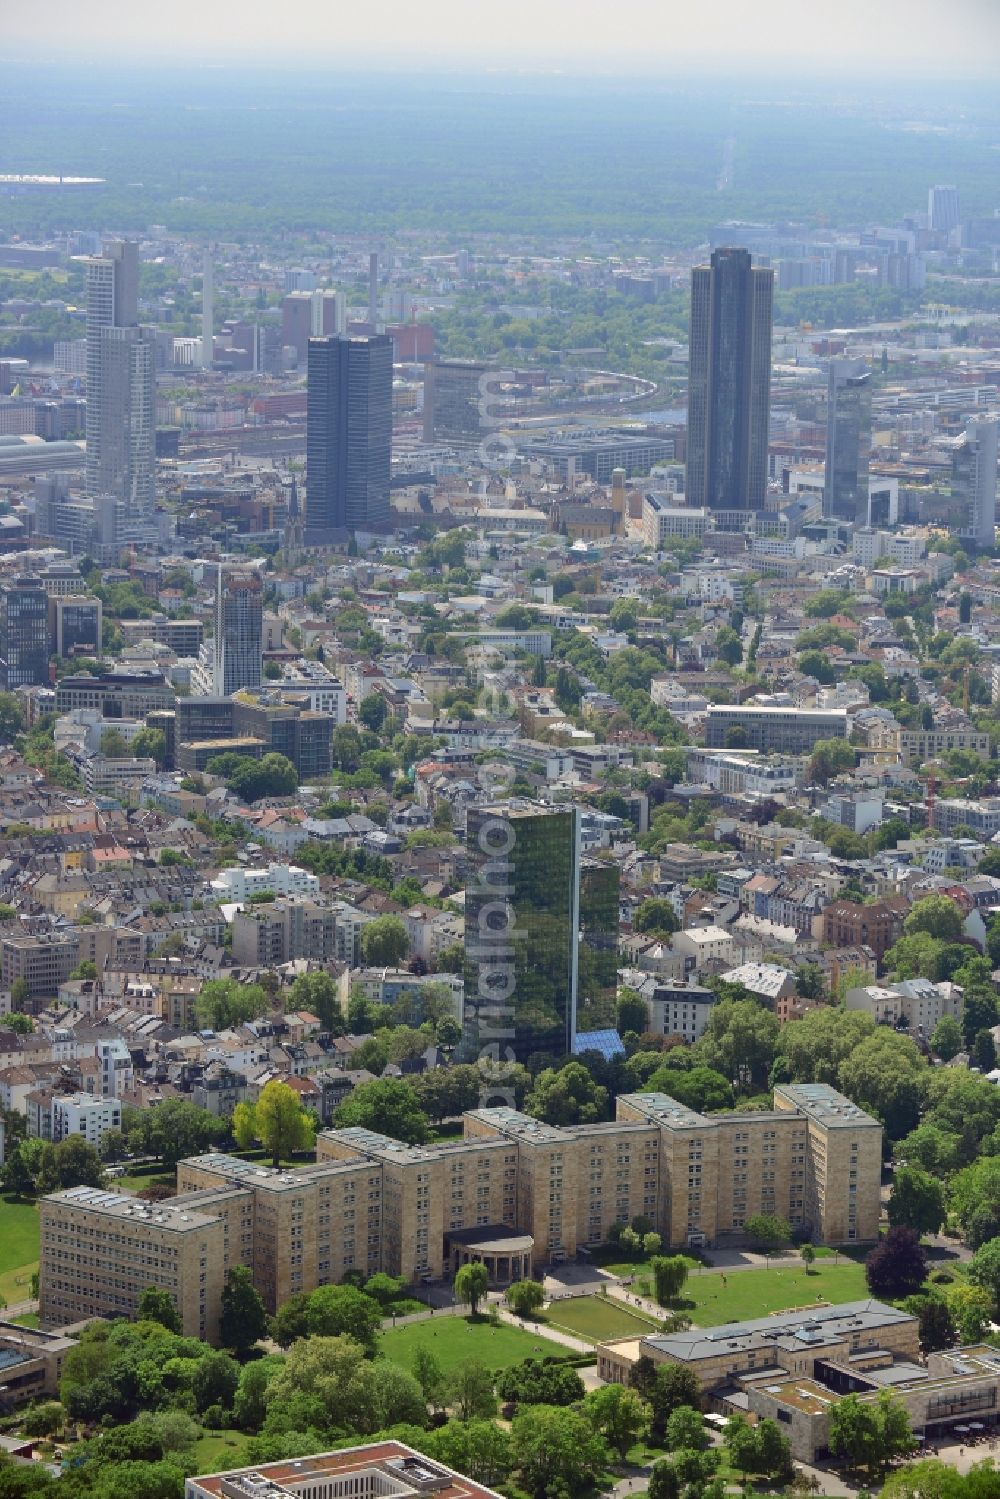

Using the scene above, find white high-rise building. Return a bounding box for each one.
[83,240,155,530]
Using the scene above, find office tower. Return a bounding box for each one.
[83,240,155,526]
[281,292,314,364]
[48,594,102,661]
[463,803,582,1066]
[685,247,774,516]
[422,358,491,446]
[577,859,621,1031]
[306,334,392,538]
[825,358,872,523]
[950,416,999,550]
[929,184,961,236]
[310,289,345,338]
[213,565,263,696]
[200,251,213,369]
[0,576,50,689]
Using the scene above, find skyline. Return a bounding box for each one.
[3,0,1000,76]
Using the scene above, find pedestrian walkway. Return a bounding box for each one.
[495,1303,594,1356]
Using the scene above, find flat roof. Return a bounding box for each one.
[188,1439,506,1499]
[45,1183,219,1231]
[643,1300,911,1363]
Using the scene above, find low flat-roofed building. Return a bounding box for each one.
[186,1440,507,1499]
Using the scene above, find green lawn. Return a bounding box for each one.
[0,1197,39,1305]
[11,1313,39,1329]
[115,1162,177,1196]
[191,1430,252,1474]
[677,1261,870,1326]
[540,1295,662,1344]
[379,1314,566,1374]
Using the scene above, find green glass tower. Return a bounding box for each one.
[463,805,620,1067]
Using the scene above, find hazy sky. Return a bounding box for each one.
[8,0,1000,73]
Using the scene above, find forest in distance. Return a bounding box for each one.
[2,64,1000,248]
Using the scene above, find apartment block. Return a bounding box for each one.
[817,898,905,962]
[231,899,338,967]
[705,705,847,754]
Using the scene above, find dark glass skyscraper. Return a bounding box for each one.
[306,334,392,539]
[825,358,872,524]
[0,576,50,689]
[464,804,581,1067]
[685,248,773,516]
[577,859,621,1033]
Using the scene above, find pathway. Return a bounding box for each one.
[494,1302,594,1356]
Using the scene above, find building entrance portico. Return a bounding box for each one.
[444,1226,534,1286]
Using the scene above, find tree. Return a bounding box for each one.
[865,1226,927,1300]
[36,1136,105,1193]
[946,1282,993,1344]
[646,1065,733,1115]
[360,915,409,967]
[358,694,387,732]
[773,1006,875,1085]
[10,977,29,1010]
[412,1346,447,1411]
[807,737,856,785]
[838,1030,925,1140]
[663,1405,708,1453]
[287,971,343,1032]
[888,1166,946,1236]
[648,1459,681,1499]
[220,1264,269,1355]
[306,1284,382,1356]
[0,691,25,744]
[617,988,649,1036]
[510,1404,609,1499]
[968,1236,1000,1305]
[448,1359,497,1420]
[250,1079,316,1166]
[272,1290,311,1348]
[132,727,167,766]
[505,1279,545,1318]
[195,977,269,1031]
[745,1214,791,1253]
[428,1420,512,1487]
[635,898,679,937]
[584,1383,649,1460]
[904,894,964,943]
[649,1362,703,1441]
[800,1243,816,1273]
[192,1349,240,1413]
[724,1413,761,1479]
[829,1391,915,1476]
[912,1296,956,1353]
[334,1077,429,1144]
[696,997,780,1091]
[454,1262,489,1315]
[651,1255,689,1307]
[495,1357,585,1409]
[930,1014,963,1061]
[233,1356,284,1430]
[138,1286,181,1333]
[524,1062,608,1125]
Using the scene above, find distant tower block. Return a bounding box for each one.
[611,467,627,526]
[201,251,214,370]
[368,252,379,330]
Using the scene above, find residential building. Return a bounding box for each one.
[231,899,338,967]
[195,564,264,697]
[845,978,962,1040]
[210,863,320,902]
[817,899,905,963]
[306,334,393,537]
[642,497,709,547]
[825,359,871,524]
[932,797,1000,839]
[50,1093,122,1149]
[647,981,716,1042]
[686,247,774,516]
